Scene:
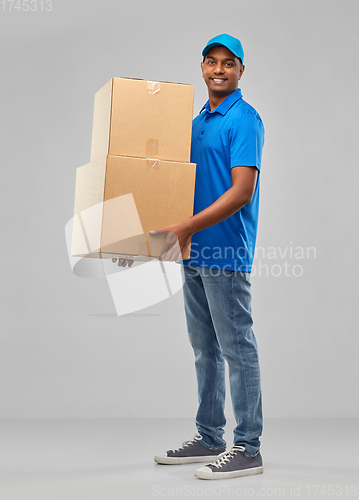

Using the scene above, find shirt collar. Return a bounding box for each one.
[200,88,243,115]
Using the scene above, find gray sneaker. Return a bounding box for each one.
[154,434,226,465]
[195,445,263,479]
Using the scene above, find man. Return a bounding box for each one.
[116,34,264,480]
[152,34,265,480]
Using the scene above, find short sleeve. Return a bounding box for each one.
[229,112,265,171]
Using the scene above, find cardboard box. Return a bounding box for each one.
[71,155,196,261]
[90,78,194,163]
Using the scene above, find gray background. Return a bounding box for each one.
[1,0,358,420]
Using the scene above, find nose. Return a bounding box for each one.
[213,62,224,74]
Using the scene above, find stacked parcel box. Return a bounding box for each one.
[71,78,196,261]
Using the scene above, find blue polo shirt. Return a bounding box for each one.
[182,88,264,272]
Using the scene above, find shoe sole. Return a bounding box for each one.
[154,454,223,465]
[195,465,263,479]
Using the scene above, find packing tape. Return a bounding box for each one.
[146,139,159,158]
[146,139,159,170]
[147,80,161,94]
[146,159,159,171]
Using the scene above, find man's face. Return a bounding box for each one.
[201,46,245,99]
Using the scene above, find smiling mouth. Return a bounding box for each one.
[211,78,227,83]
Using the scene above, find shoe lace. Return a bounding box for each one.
[170,434,203,453]
[209,445,246,468]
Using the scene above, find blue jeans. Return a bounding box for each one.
[181,265,262,458]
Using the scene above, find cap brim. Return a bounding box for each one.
[202,42,228,58]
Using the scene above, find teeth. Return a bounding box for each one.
[212,79,225,82]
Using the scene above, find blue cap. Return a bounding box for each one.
[202,34,244,63]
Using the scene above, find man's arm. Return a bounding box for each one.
[153,165,258,261]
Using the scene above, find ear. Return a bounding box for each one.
[238,64,245,80]
[201,60,204,74]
